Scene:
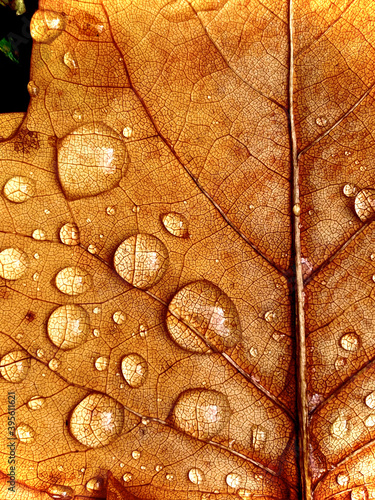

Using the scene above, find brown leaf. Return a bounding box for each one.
[1,0,375,499]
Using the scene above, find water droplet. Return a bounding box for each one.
[88,244,97,254]
[188,468,204,485]
[63,51,78,70]
[248,204,254,210]
[316,116,327,127]
[371,254,375,261]
[340,332,359,352]
[343,184,358,198]
[293,203,301,216]
[372,275,375,283]
[55,266,92,295]
[0,248,29,280]
[32,229,46,241]
[106,205,116,216]
[60,223,80,246]
[48,358,60,371]
[226,473,242,488]
[251,424,267,450]
[155,465,163,472]
[132,450,141,460]
[27,81,39,97]
[330,414,349,438]
[351,486,369,500]
[365,414,375,427]
[15,424,35,443]
[122,126,133,138]
[171,389,230,440]
[166,280,242,353]
[93,329,100,337]
[113,311,126,324]
[114,234,169,289]
[34,253,40,259]
[32,272,39,281]
[334,356,347,370]
[132,205,140,213]
[250,346,258,357]
[69,393,124,448]
[36,348,44,358]
[57,123,128,200]
[72,11,104,37]
[95,356,109,371]
[140,465,146,470]
[121,354,148,388]
[86,477,104,493]
[123,473,133,482]
[139,324,148,338]
[27,396,45,410]
[162,212,189,238]
[30,10,66,43]
[264,310,276,323]
[141,417,149,425]
[365,392,375,409]
[0,350,30,383]
[166,473,174,481]
[73,109,83,122]
[44,208,51,215]
[47,485,74,499]
[3,176,35,203]
[354,189,375,222]
[336,473,349,486]
[48,305,90,350]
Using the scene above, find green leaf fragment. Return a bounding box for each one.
[0,38,19,63]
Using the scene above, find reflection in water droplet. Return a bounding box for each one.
[343,184,358,198]
[316,116,327,127]
[340,332,359,352]
[132,450,141,460]
[48,358,60,371]
[171,389,230,440]
[251,424,267,450]
[166,473,174,481]
[16,424,35,443]
[113,311,126,324]
[3,176,35,203]
[48,305,90,350]
[30,10,66,43]
[123,473,133,482]
[86,477,103,492]
[55,267,92,295]
[188,468,204,485]
[354,189,375,222]
[27,81,39,97]
[69,393,124,448]
[122,127,133,138]
[60,223,80,246]
[336,473,349,486]
[95,356,109,371]
[0,351,30,383]
[162,212,189,238]
[166,280,242,353]
[63,51,78,70]
[32,229,46,241]
[58,123,127,200]
[114,234,169,289]
[106,206,116,216]
[47,485,74,499]
[330,415,349,438]
[365,415,375,427]
[365,392,375,409]
[121,354,148,388]
[0,248,29,280]
[226,473,242,488]
[27,396,45,410]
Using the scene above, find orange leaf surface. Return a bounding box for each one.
[1,1,375,499]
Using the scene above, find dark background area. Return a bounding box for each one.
[0,0,39,113]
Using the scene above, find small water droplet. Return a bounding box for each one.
[264,310,276,323]
[365,414,375,427]
[95,356,109,371]
[121,354,148,388]
[330,414,349,438]
[36,348,44,358]
[293,203,301,216]
[132,205,140,213]
[336,473,349,486]
[132,450,141,460]
[92,307,100,314]
[113,311,126,324]
[86,477,104,492]
[248,204,254,211]
[30,10,66,43]
[88,244,97,254]
[365,392,375,409]
[188,468,204,485]
[371,254,375,261]
[48,358,60,371]
[123,473,133,482]
[0,351,30,383]
[63,51,78,70]
[334,356,347,370]
[48,305,90,350]
[250,347,258,357]
[315,116,327,127]
[93,329,100,337]
[73,11,104,37]
[60,223,80,246]
[27,396,45,410]
[226,473,242,489]
[122,127,133,138]
[0,248,29,280]
[343,184,358,198]
[339,332,359,352]
[44,208,51,215]
[106,205,116,216]
[251,424,267,450]
[354,189,375,222]
[34,253,40,259]
[3,176,35,203]
[351,486,368,500]
[162,212,189,238]
[55,266,92,295]
[15,423,35,443]
[32,229,46,240]
[155,465,163,472]
[166,473,174,481]
[27,81,39,97]
[72,109,83,122]
[114,234,169,289]
[69,393,124,448]
[47,485,74,499]
[141,417,149,425]
[139,324,148,338]
[372,275,375,283]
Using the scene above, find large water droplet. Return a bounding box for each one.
[63,51,78,71]
[170,389,231,440]
[365,392,375,409]
[0,350,30,383]
[30,10,66,43]
[336,473,349,486]
[47,305,90,350]
[27,396,45,410]
[121,354,148,388]
[114,234,169,289]
[57,123,127,200]
[69,393,124,448]
[0,248,29,280]
[330,415,349,438]
[60,223,80,246]
[162,212,189,238]
[55,267,92,295]
[15,424,35,443]
[166,280,242,353]
[340,332,360,352]
[3,176,35,203]
[95,356,109,371]
[226,473,242,489]
[354,189,375,222]
[85,477,103,493]
[47,485,74,499]
[188,468,204,485]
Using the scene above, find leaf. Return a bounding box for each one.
[0,1,375,499]
[0,37,19,63]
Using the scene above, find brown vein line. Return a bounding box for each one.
[304,219,373,286]
[298,83,375,158]
[288,0,310,498]
[101,4,288,279]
